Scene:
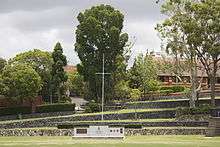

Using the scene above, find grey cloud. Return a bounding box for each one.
[0,0,163,65]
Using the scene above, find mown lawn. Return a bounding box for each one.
[0,135,219,147]
[0,108,175,124]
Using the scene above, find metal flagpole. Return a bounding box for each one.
[101,54,104,121]
[96,53,110,121]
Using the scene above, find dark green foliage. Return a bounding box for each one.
[57,124,89,129]
[67,71,84,97]
[1,63,42,101]
[35,103,75,113]
[159,89,174,95]
[124,124,142,129]
[75,4,129,101]
[160,86,185,93]
[85,100,101,113]
[0,106,32,116]
[129,54,159,95]
[172,86,185,93]
[57,124,75,129]
[0,58,6,73]
[51,42,68,102]
[176,104,211,117]
[8,49,53,101]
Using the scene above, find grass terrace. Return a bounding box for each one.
[0,135,219,147]
[0,108,175,124]
[127,96,220,103]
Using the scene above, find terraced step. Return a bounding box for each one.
[126,98,220,109]
[59,120,208,128]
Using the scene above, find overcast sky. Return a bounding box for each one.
[0,0,165,65]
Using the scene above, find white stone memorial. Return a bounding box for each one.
[73,125,125,139]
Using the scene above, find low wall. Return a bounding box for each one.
[0,110,176,129]
[0,128,206,136]
[126,99,220,109]
[206,117,220,137]
[0,115,208,129]
[210,108,220,117]
[0,129,74,136]
[125,128,207,136]
[72,110,176,121]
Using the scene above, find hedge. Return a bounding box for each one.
[160,86,185,93]
[36,103,75,113]
[176,104,211,117]
[0,106,32,116]
[124,124,143,129]
[57,124,89,129]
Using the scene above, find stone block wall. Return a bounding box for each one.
[0,128,206,136]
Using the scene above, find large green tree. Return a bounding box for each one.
[129,53,159,97]
[9,49,53,101]
[1,63,42,104]
[51,42,68,102]
[67,71,84,97]
[75,4,129,101]
[157,0,220,107]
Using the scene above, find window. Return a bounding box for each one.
[120,128,123,134]
[76,128,87,134]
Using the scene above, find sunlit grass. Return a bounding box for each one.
[0,135,219,147]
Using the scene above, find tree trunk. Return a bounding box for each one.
[210,61,217,107]
[210,75,216,107]
[190,55,197,108]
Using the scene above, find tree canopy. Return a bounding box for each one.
[0,58,6,73]
[51,42,68,102]
[9,49,53,101]
[129,53,159,96]
[75,4,129,101]
[157,0,220,106]
[0,63,42,102]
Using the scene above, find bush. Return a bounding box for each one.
[160,86,185,93]
[0,106,32,116]
[176,104,211,117]
[36,103,75,113]
[172,86,185,93]
[159,89,174,95]
[124,124,142,129]
[85,100,101,113]
[57,124,89,129]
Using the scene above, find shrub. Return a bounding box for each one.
[57,124,89,129]
[160,86,185,93]
[85,100,101,113]
[176,104,211,117]
[124,124,142,129]
[0,106,32,116]
[36,103,75,113]
[159,89,174,95]
[172,86,185,93]
[147,79,161,92]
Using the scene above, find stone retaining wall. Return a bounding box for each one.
[0,128,206,136]
[125,128,207,136]
[0,129,74,136]
[126,99,220,109]
[0,116,208,129]
[0,110,176,129]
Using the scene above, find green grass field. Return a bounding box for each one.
[0,135,219,147]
